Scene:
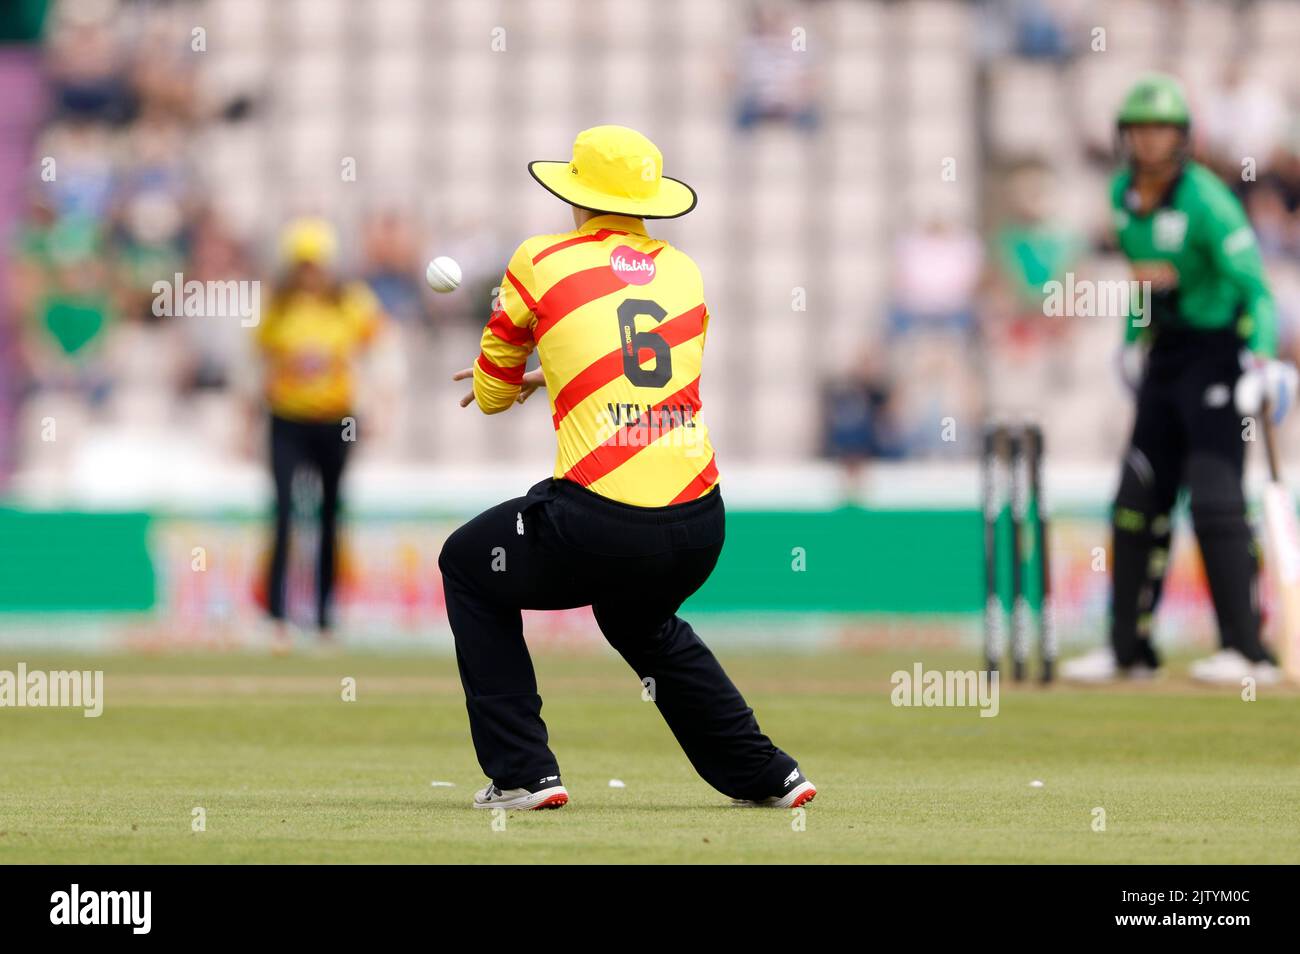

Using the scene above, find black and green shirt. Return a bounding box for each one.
[1110,161,1276,356]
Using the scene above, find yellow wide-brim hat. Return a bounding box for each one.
[280,217,339,265]
[529,125,697,219]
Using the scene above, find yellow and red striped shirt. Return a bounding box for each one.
[257,282,382,422]
[473,214,719,507]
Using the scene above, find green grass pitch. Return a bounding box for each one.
[1,648,1298,863]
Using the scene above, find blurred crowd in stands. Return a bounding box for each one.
[0,0,443,487]
[4,0,1300,493]
[821,0,1300,478]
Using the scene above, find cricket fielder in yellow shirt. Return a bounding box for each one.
[256,218,385,644]
[440,126,815,811]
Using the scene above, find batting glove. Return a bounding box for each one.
[1235,351,1299,423]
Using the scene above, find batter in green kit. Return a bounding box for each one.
[1113,161,1275,354]
[1062,73,1298,685]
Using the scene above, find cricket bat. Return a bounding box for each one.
[1259,409,1300,683]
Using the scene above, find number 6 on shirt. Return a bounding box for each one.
[618,298,671,387]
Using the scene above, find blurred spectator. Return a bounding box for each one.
[1245,181,1297,259]
[985,161,1084,350]
[45,0,134,125]
[38,122,116,220]
[820,346,901,492]
[885,209,985,456]
[888,213,983,338]
[11,191,61,305]
[128,14,197,122]
[18,214,115,406]
[1008,0,1072,61]
[891,334,981,459]
[359,209,427,326]
[1270,263,1300,372]
[110,117,192,322]
[1200,63,1288,181]
[179,209,255,392]
[733,2,818,133]
[1253,134,1300,232]
[978,0,1083,62]
[431,216,513,331]
[115,113,193,213]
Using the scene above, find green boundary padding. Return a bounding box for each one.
[0,505,1046,616]
[0,510,154,612]
[684,508,986,614]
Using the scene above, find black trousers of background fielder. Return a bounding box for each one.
[267,413,350,630]
[1111,327,1270,666]
[438,477,799,800]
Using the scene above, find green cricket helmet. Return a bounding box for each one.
[1116,73,1191,128]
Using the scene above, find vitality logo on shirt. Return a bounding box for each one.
[610,246,655,285]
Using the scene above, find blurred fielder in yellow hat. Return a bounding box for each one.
[279,216,340,266]
[254,217,387,649]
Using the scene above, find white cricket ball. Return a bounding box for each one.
[425,255,462,293]
[1029,780,1044,788]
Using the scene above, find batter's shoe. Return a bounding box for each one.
[732,767,817,808]
[472,775,568,810]
[1189,649,1281,686]
[1060,647,1157,684]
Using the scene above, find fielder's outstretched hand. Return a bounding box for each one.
[453,367,476,408]
[516,368,545,404]
[453,366,546,408]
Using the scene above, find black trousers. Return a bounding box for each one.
[1111,328,1268,665]
[267,414,350,630]
[438,477,799,800]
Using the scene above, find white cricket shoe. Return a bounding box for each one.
[1189,649,1282,686]
[1060,647,1157,684]
[731,768,817,808]
[471,776,568,811]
